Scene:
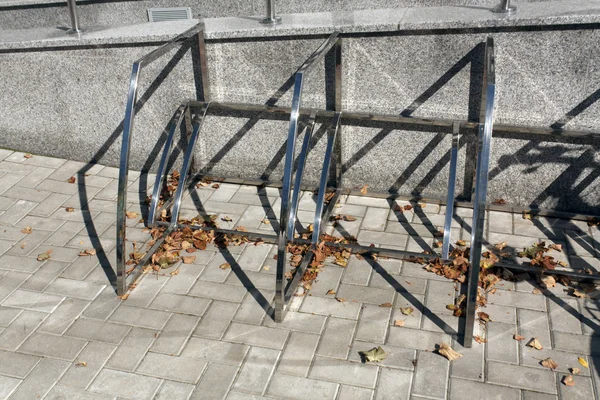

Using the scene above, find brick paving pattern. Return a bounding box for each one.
[0,148,598,399]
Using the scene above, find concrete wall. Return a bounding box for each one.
[0,0,555,30]
[0,26,599,214]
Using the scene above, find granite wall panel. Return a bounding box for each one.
[0,27,598,213]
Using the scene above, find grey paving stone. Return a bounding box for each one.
[522,391,559,400]
[0,310,46,351]
[44,277,105,300]
[59,341,116,389]
[342,258,373,286]
[449,378,520,400]
[161,264,206,295]
[193,300,239,339]
[553,331,600,356]
[0,349,41,378]
[106,327,157,372]
[223,322,288,350]
[338,385,374,400]
[89,369,162,400]
[121,274,169,308]
[150,313,199,355]
[136,352,207,384]
[316,317,356,359]
[262,311,326,334]
[375,367,412,400]
[18,166,55,189]
[233,346,280,394]
[3,186,52,204]
[335,284,395,306]
[487,321,518,364]
[355,304,392,344]
[412,350,450,399]
[0,271,30,303]
[232,290,274,325]
[425,280,457,312]
[0,306,21,327]
[8,358,70,400]
[109,305,171,330]
[309,265,344,297]
[65,317,131,344]
[487,289,547,311]
[362,207,389,231]
[387,326,451,352]
[189,280,247,303]
[487,361,557,394]
[44,385,115,400]
[59,256,100,281]
[357,230,408,247]
[482,303,517,325]
[18,331,87,361]
[450,338,484,381]
[181,337,248,366]
[82,286,122,321]
[310,356,379,389]
[149,292,211,317]
[2,288,64,314]
[0,375,21,400]
[300,296,361,319]
[521,348,591,377]
[0,200,38,225]
[518,309,552,352]
[277,331,319,376]
[155,380,195,400]
[191,363,238,400]
[28,193,71,218]
[349,341,416,370]
[421,310,460,335]
[0,254,41,273]
[549,298,583,334]
[18,260,69,292]
[267,373,339,400]
[236,244,272,272]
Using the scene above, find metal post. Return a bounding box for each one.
[261,0,282,24]
[492,0,516,14]
[66,0,83,35]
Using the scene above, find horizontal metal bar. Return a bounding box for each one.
[496,262,600,283]
[187,100,600,139]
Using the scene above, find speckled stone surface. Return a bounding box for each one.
[0,2,599,213]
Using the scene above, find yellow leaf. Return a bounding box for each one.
[219,262,231,270]
[400,307,414,316]
[75,361,87,367]
[393,320,405,327]
[125,211,138,219]
[359,184,369,195]
[578,357,589,369]
[21,226,32,234]
[527,337,543,350]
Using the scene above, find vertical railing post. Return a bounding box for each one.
[492,0,516,14]
[260,0,282,24]
[66,0,83,35]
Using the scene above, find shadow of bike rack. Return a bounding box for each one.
[116,22,600,348]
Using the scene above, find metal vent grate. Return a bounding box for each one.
[147,7,192,22]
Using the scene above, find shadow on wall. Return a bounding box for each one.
[72,37,600,355]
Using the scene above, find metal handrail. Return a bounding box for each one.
[66,0,82,35]
[463,37,496,347]
[441,121,461,259]
[116,22,209,295]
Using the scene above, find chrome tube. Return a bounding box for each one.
[464,37,496,348]
[170,103,210,227]
[441,121,461,259]
[287,111,317,239]
[261,0,282,24]
[312,113,342,247]
[116,23,207,296]
[492,0,516,14]
[66,0,82,35]
[148,104,188,226]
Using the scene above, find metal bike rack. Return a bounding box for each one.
[116,25,599,348]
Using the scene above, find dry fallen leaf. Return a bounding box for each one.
[527,337,543,350]
[75,361,87,367]
[379,302,393,308]
[360,346,387,363]
[359,184,369,195]
[21,226,32,234]
[571,367,581,375]
[182,256,196,264]
[344,215,357,222]
[335,297,346,302]
[261,219,271,225]
[222,216,233,222]
[438,343,463,361]
[212,183,220,189]
[37,249,52,261]
[400,307,414,316]
[65,207,75,212]
[474,335,487,344]
[326,289,336,295]
[495,242,507,250]
[513,334,525,341]
[541,358,558,370]
[562,375,575,387]
[393,320,405,327]
[492,199,507,205]
[125,211,138,219]
[478,312,491,323]
[539,275,556,289]
[456,240,467,247]
[67,176,76,184]
[118,293,129,300]
[170,268,180,276]
[219,262,230,270]
[78,249,96,257]
[578,357,589,369]
[23,153,32,159]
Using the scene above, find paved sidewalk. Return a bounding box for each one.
[0,148,599,399]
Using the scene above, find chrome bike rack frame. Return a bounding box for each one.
[116,23,209,295]
[118,30,599,347]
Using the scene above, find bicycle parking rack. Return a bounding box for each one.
[117,22,600,348]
